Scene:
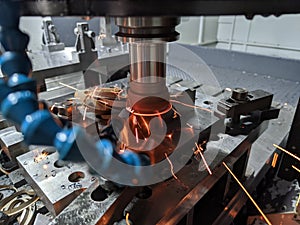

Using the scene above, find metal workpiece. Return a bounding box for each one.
[50,183,138,225]
[125,121,269,225]
[0,129,28,162]
[211,102,295,225]
[74,22,96,53]
[278,97,300,181]
[231,88,249,102]
[17,147,98,215]
[218,89,274,119]
[0,114,13,129]
[41,19,65,52]
[217,89,280,135]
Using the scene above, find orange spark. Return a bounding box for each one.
[83,106,87,121]
[139,116,150,136]
[59,82,79,91]
[172,107,181,117]
[50,104,55,112]
[296,193,300,207]
[34,151,48,163]
[194,142,212,175]
[164,153,189,189]
[223,162,272,225]
[271,153,279,168]
[126,104,172,117]
[126,212,130,225]
[135,127,139,143]
[164,153,178,180]
[273,144,300,162]
[292,165,300,173]
[186,123,193,129]
[170,100,212,113]
[90,86,98,99]
[166,133,172,139]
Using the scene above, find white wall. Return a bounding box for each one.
[216,14,300,60]
[177,17,219,45]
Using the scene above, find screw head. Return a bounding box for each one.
[231,88,248,101]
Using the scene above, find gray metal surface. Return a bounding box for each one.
[17,147,98,215]
[0,130,28,162]
[179,45,300,106]
[183,45,300,82]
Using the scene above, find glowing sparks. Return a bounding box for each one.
[186,123,193,129]
[126,212,130,225]
[139,116,150,136]
[43,164,48,170]
[296,193,300,207]
[170,100,212,113]
[194,142,212,175]
[223,162,272,225]
[166,133,172,139]
[172,107,181,117]
[50,104,55,112]
[271,153,279,168]
[292,165,300,173]
[273,144,300,162]
[83,106,87,121]
[126,104,172,117]
[91,86,98,99]
[164,153,178,180]
[59,82,79,91]
[135,127,139,143]
[34,151,48,163]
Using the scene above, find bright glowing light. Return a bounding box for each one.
[135,127,139,143]
[126,104,172,117]
[59,82,78,91]
[273,144,300,162]
[164,153,178,180]
[271,153,279,168]
[292,165,300,173]
[126,212,130,225]
[194,142,212,175]
[34,151,48,163]
[83,106,87,121]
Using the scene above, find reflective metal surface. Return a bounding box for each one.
[17,147,98,215]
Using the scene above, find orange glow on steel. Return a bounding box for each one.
[271,153,279,168]
[126,104,172,117]
[273,144,300,162]
[195,143,212,175]
[223,162,272,225]
[292,165,300,173]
